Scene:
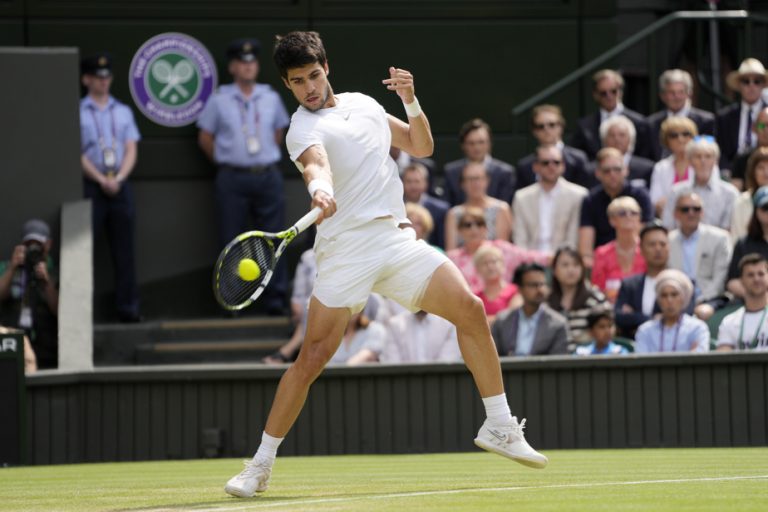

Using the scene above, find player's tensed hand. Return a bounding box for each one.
[312,190,337,225]
[382,67,415,104]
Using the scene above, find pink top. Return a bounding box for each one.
[447,240,550,291]
[591,240,647,303]
[477,282,518,316]
[673,167,690,184]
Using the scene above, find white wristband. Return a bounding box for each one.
[403,97,422,118]
[307,179,334,198]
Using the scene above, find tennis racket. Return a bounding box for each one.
[213,207,321,310]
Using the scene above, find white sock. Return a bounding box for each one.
[254,431,283,463]
[483,393,513,425]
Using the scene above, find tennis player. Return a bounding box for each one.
[225,31,547,498]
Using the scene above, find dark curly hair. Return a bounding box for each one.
[273,31,327,78]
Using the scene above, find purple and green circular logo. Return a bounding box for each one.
[129,33,217,127]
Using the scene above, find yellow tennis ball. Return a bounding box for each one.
[238,258,261,281]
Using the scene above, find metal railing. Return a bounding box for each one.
[511,10,768,122]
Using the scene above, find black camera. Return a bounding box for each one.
[24,243,44,275]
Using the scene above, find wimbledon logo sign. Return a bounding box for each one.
[129,33,217,127]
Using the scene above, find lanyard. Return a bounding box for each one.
[659,317,682,352]
[737,306,768,350]
[235,94,260,136]
[89,105,117,151]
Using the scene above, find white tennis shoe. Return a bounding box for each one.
[224,458,272,497]
[474,416,548,469]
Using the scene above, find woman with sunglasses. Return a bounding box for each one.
[444,161,513,250]
[731,147,768,241]
[649,117,698,217]
[727,185,768,299]
[447,206,549,291]
[591,196,647,303]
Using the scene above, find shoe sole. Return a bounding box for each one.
[474,438,548,469]
[224,484,267,498]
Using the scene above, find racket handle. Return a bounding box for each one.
[295,207,322,233]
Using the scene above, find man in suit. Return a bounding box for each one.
[716,58,768,173]
[491,263,568,356]
[513,145,588,252]
[571,69,653,161]
[442,118,516,205]
[731,107,768,191]
[647,69,716,161]
[614,223,670,338]
[597,115,655,189]
[668,192,731,320]
[516,104,593,189]
[402,162,449,249]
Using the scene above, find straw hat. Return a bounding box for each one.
[726,58,768,91]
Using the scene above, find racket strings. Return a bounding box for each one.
[217,236,275,306]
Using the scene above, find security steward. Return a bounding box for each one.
[80,53,142,322]
[197,38,290,314]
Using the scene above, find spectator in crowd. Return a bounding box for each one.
[578,148,653,267]
[516,105,592,189]
[491,263,569,356]
[718,253,768,351]
[649,117,698,217]
[262,247,317,365]
[447,207,549,291]
[571,69,653,160]
[329,300,387,364]
[647,69,715,161]
[729,107,768,191]
[0,220,58,369]
[444,162,513,250]
[635,269,710,353]
[401,163,449,248]
[614,223,670,338]
[197,38,291,315]
[547,247,610,350]
[389,146,437,178]
[597,115,655,188]
[404,202,438,248]
[472,245,521,323]
[591,197,647,302]
[573,309,629,356]
[717,58,768,173]
[442,118,516,205]
[513,145,588,252]
[662,136,738,230]
[79,53,141,322]
[0,326,36,374]
[668,192,731,320]
[380,311,462,363]
[727,186,768,299]
[732,147,768,241]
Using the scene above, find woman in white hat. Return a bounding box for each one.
[634,269,709,353]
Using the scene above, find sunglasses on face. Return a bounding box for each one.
[612,209,640,218]
[667,131,693,139]
[741,77,766,86]
[597,88,619,97]
[459,221,486,229]
[533,121,559,130]
[677,205,702,214]
[760,204,768,213]
[537,159,562,167]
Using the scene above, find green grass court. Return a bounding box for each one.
[1,448,766,511]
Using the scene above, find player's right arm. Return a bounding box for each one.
[297,144,337,224]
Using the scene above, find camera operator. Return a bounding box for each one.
[0,219,59,369]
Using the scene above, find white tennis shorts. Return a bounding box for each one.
[312,217,449,313]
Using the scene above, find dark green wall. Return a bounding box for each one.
[0,0,618,320]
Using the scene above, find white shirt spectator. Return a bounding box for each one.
[717,306,768,351]
[380,311,462,363]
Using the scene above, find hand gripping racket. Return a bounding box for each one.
[213,207,321,310]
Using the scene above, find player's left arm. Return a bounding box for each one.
[383,67,434,158]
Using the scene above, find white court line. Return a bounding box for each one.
[141,474,768,512]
